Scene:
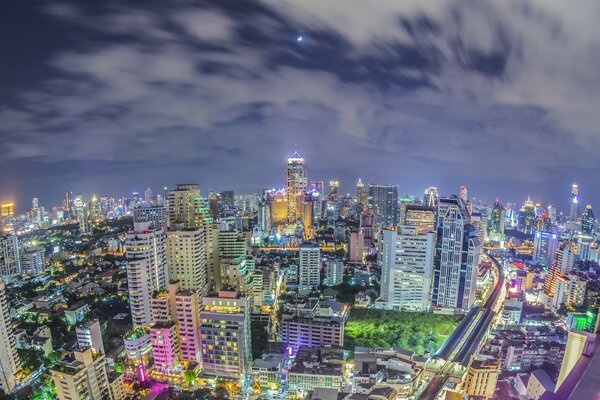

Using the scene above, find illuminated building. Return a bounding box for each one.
[360,209,375,247]
[298,197,315,239]
[174,289,202,363]
[287,347,344,393]
[356,178,367,208]
[348,231,364,263]
[107,371,125,400]
[570,183,579,221]
[542,241,575,301]
[133,204,167,230]
[566,312,596,332]
[76,319,105,355]
[269,190,288,226]
[533,230,559,267]
[285,151,307,223]
[581,204,595,235]
[403,204,435,234]
[50,347,111,400]
[0,235,21,281]
[488,199,505,242]
[463,356,500,399]
[0,203,13,218]
[20,247,44,276]
[64,192,73,214]
[423,186,439,207]
[125,222,167,327]
[432,196,480,311]
[221,190,234,211]
[459,185,468,203]
[518,197,536,234]
[199,290,251,380]
[552,274,587,311]
[324,261,343,286]
[168,184,211,229]
[299,242,320,295]
[166,228,207,295]
[328,180,339,200]
[150,322,181,372]
[74,193,89,233]
[380,226,435,311]
[0,282,20,392]
[368,184,399,228]
[556,329,596,392]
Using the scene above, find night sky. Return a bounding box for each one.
[1,0,599,212]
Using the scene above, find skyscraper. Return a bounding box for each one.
[432,197,480,311]
[533,230,559,267]
[166,228,207,296]
[570,183,579,221]
[402,204,436,235]
[125,222,167,327]
[0,282,21,392]
[356,178,367,208]
[298,242,320,295]
[133,204,168,230]
[0,235,21,281]
[423,187,439,208]
[328,180,339,200]
[380,226,435,311]
[168,184,210,229]
[50,348,110,400]
[487,199,505,242]
[285,151,307,223]
[368,184,399,229]
[518,197,536,234]
[74,193,89,233]
[543,241,575,300]
[459,185,468,203]
[581,205,595,235]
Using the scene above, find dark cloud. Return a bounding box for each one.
[0,0,599,212]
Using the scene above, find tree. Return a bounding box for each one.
[183,369,197,386]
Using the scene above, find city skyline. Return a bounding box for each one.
[1,1,599,208]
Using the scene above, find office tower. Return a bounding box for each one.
[360,209,375,247]
[166,228,207,296]
[133,204,167,230]
[356,178,367,208]
[20,247,44,276]
[0,235,21,281]
[581,205,595,235]
[463,356,500,399]
[459,185,468,203]
[570,183,579,221]
[74,193,89,233]
[268,190,288,227]
[324,261,344,286]
[50,347,111,400]
[518,197,536,234]
[0,203,14,218]
[298,197,315,239]
[144,188,153,203]
[285,151,307,223]
[89,194,100,220]
[488,199,505,241]
[168,184,210,229]
[348,231,364,263]
[298,242,320,295]
[125,222,167,327]
[257,201,270,234]
[533,230,559,267]
[432,197,480,311]
[423,187,439,208]
[64,192,73,213]
[99,195,110,216]
[199,290,251,379]
[0,282,20,392]
[220,190,234,211]
[380,226,435,311]
[403,204,435,234]
[368,184,399,228]
[76,319,105,355]
[543,241,575,300]
[329,180,339,200]
[31,197,41,223]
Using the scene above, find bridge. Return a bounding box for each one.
[417,251,506,399]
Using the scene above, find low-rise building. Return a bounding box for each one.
[252,353,284,392]
[463,355,500,399]
[287,347,344,394]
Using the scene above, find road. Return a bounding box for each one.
[417,251,506,399]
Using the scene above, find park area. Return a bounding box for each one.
[344,308,462,356]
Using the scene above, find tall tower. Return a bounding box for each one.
[542,241,575,299]
[285,151,307,224]
[168,184,211,229]
[459,185,468,203]
[423,187,439,208]
[166,228,207,296]
[570,183,579,221]
[356,178,367,208]
[432,196,480,311]
[298,242,320,296]
[368,184,399,228]
[0,281,21,392]
[125,222,167,327]
[0,235,21,281]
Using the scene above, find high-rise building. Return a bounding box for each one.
[76,319,105,355]
[380,226,435,311]
[64,192,73,213]
[0,282,20,392]
[543,241,575,300]
[402,204,435,235]
[423,187,439,208]
[368,184,399,229]
[199,290,251,379]
[74,194,89,233]
[0,235,21,281]
[488,199,505,242]
[552,274,587,311]
[533,230,559,267]
[348,231,364,263]
[570,183,579,221]
[459,185,468,203]
[356,178,367,208]
[328,180,339,200]
[360,209,375,247]
[125,222,167,327]
[50,347,111,400]
[168,184,210,229]
[220,190,235,211]
[432,197,480,311]
[324,261,344,286]
[518,197,536,234]
[20,247,44,276]
[581,205,595,235]
[285,152,307,223]
[133,205,167,230]
[0,203,14,218]
[174,289,202,364]
[298,242,320,295]
[463,356,500,399]
[166,228,207,296]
